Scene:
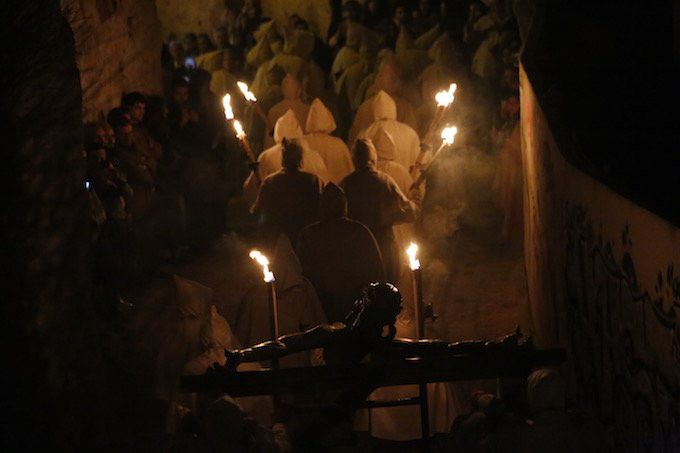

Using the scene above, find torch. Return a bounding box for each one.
[223,94,261,185]
[413,83,457,178]
[237,81,274,132]
[406,242,425,338]
[249,249,279,342]
[409,125,458,193]
[406,242,431,439]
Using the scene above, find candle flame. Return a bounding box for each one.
[441,126,458,145]
[435,83,457,107]
[233,119,246,139]
[406,242,421,271]
[249,250,275,282]
[237,81,257,102]
[222,94,234,120]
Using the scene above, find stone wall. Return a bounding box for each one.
[155,0,332,42]
[520,64,680,450]
[260,0,332,40]
[155,0,225,41]
[61,0,163,122]
[1,0,90,447]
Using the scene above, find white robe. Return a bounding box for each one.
[354,91,421,171]
[243,109,329,203]
[303,98,354,184]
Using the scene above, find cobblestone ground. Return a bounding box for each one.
[418,147,531,344]
[422,224,531,343]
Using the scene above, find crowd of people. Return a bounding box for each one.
[82,0,531,448]
[85,0,521,315]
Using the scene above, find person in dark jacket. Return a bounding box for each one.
[340,139,416,283]
[297,183,385,322]
[253,138,322,244]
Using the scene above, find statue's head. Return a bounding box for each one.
[346,283,403,340]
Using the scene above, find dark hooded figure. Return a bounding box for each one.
[297,183,385,322]
[253,138,322,244]
[340,139,415,283]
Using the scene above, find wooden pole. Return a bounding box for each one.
[409,141,449,194]
[238,135,261,185]
[268,280,280,372]
[411,267,430,442]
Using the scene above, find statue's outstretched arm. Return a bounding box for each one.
[225,323,347,367]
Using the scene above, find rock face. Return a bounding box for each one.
[155,0,225,40]
[61,0,163,121]
[0,0,89,448]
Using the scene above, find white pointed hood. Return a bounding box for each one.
[370,90,397,122]
[372,125,397,161]
[274,109,303,143]
[305,98,337,134]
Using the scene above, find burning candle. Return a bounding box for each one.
[237,81,273,130]
[441,126,458,145]
[233,119,246,140]
[222,93,235,120]
[237,81,257,102]
[249,250,279,340]
[409,125,459,193]
[224,92,260,184]
[406,242,431,439]
[414,82,458,177]
[428,83,457,138]
[406,242,424,339]
[434,83,457,108]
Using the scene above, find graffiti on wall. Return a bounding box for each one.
[564,205,680,451]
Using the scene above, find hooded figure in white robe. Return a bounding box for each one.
[235,234,327,369]
[355,91,421,171]
[372,126,413,195]
[265,73,310,149]
[371,126,417,299]
[331,22,363,85]
[348,59,419,144]
[303,98,354,184]
[243,109,329,203]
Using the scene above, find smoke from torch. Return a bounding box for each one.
[249,250,275,283]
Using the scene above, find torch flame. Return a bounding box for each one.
[435,83,457,107]
[406,242,421,271]
[222,94,234,120]
[237,81,257,102]
[249,250,275,283]
[233,119,246,139]
[441,126,458,145]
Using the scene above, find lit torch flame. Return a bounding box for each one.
[406,242,421,271]
[249,250,275,283]
[441,126,458,145]
[237,81,257,102]
[435,83,457,107]
[222,94,234,120]
[233,119,246,139]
